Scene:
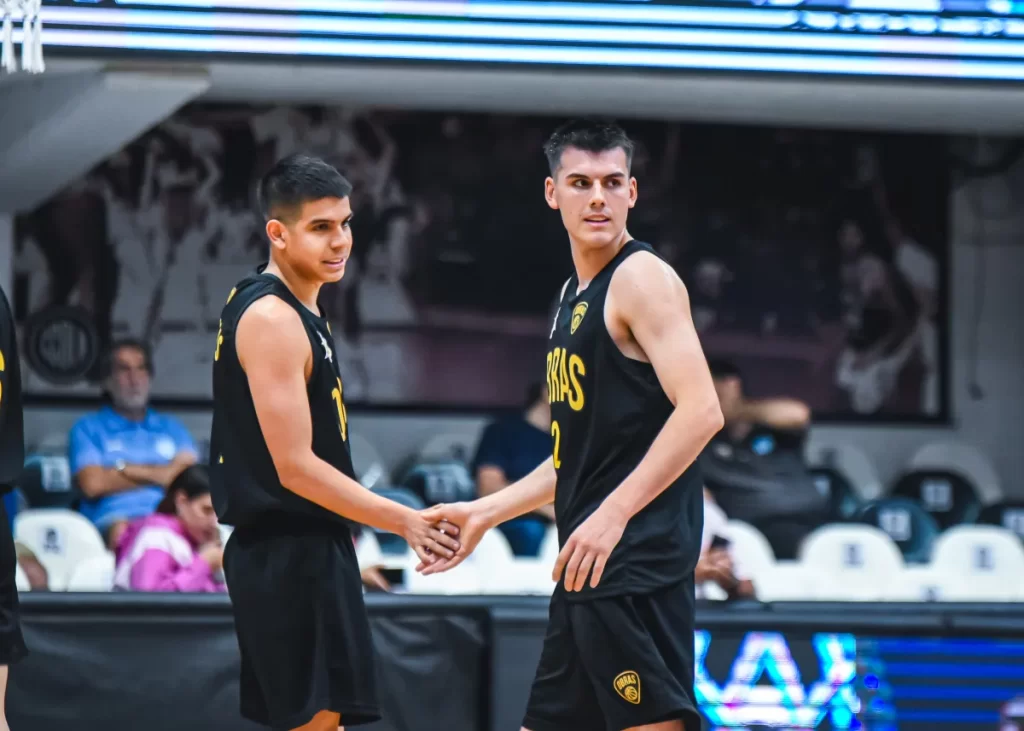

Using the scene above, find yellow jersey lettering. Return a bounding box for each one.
[0,348,5,407]
[549,348,561,400]
[214,321,224,361]
[331,376,348,441]
[551,420,562,469]
[545,351,554,401]
[567,354,586,411]
[558,347,571,401]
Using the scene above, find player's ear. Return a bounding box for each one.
[265,219,287,251]
[544,176,559,210]
[627,177,638,209]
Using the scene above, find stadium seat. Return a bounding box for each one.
[754,562,841,602]
[929,526,1024,601]
[857,497,940,563]
[355,529,385,570]
[417,432,477,464]
[538,525,560,566]
[977,500,1024,541]
[471,529,515,570]
[799,525,904,601]
[399,460,476,506]
[886,566,946,602]
[890,470,982,532]
[908,441,1003,504]
[403,551,482,595]
[14,564,29,592]
[18,455,76,509]
[480,558,555,595]
[66,552,116,592]
[726,520,776,578]
[369,487,425,556]
[805,442,883,501]
[349,433,387,490]
[810,467,864,522]
[14,509,106,591]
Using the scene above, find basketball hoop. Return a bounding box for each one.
[1,0,44,75]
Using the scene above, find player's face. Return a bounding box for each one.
[545,147,637,249]
[107,346,151,412]
[268,197,353,284]
[177,491,219,544]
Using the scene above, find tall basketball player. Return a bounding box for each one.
[0,284,28,731]
[209,154,459,731]
[421,120,724,731]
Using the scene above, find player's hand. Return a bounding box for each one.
[401,509,461,567]
[553,504,627,592]
[414,501,490,575]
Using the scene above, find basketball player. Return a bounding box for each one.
[208,154,459,731]
[0,284,28,731]
[421,120,724,731]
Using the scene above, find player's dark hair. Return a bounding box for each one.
[708,358,741,381]
[256,153,352,222]
[101,337,154,379]
[543,119,635,176]
[156,464,210,515]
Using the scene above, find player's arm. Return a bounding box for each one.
[77,452,196,499]
[554,252,724,591]
[236,297,459,564]
[602,253,723,517]
[418,456,556,574]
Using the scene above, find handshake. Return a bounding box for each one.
[399,501,487,576]
[396,498,629,591]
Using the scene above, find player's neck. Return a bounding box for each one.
[264,259,322,315]
[569,229,632,291]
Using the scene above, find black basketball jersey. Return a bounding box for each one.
[209,265,355,531]
[0,286,24,492]
[546,240,703,600]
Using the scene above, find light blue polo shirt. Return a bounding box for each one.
[68,406,197,531]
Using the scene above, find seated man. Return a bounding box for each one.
[471,383,554,556]
[703,359,826,559]
[69,339,197,548]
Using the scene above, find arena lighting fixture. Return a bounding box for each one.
[35,0,1024,81]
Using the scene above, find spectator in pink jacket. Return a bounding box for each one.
[113,465,225,593]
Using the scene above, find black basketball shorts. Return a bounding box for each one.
[224,514,380,730]
[523,577,700,731]
[0,501,27,666]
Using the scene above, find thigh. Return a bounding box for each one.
[571,580,701,731]
[522,595,606,731]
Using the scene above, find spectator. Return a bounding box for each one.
[696,489,755,600]
[471,382,553,556]
[702,359,827,559]
[13,542,48,592]
[69,339,197,548]
[113,465,225,593]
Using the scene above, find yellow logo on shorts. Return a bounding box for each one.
[570,302,588,334]
[614,670,641,705]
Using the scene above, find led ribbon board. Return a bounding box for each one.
[32,0,1024,79]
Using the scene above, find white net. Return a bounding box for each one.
[1,0,44,75]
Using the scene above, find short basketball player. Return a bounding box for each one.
[0,284,28,731]
[420,120,724,731]
[209,154,459,731]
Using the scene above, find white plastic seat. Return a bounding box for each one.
[799,525,904,601]
[755,562,840,602]
[886,566,946,602]
[480,558,555,596]
[470,529,515,569]
[66,552,116,592]
[14,564,29,592]
[14,509,106,591]
[355,529,385,570]
[538,525,560,566]
[403,552,482,595]
[929,526,1024,601]
[725,520,776,578]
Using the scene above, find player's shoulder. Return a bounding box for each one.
[611,246,685,301]
[236,295,308,355]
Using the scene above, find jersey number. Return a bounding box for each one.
[214,288,238,362]
[551,420,561,469]
[331,377,348,441]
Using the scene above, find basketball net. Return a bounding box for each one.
[1,0,45,75]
